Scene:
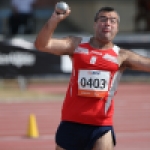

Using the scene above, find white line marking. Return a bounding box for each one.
[0,135,54,141]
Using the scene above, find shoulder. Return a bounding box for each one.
[66,36,90,49]
[67,36,89,43]
[118,48,143,67]
[117,48,134,68]
[67,36,82,44]
[119,48,134,57]
[118,48,139,62]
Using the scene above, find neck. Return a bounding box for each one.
[90,37,114,49]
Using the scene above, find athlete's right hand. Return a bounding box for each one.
[50,8,71,23]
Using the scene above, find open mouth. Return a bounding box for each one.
[103,28,111,32]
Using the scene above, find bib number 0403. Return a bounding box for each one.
[80,77,106,89]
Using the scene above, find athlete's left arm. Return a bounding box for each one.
[123,49,150,72]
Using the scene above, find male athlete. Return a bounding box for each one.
[34,6,150,150]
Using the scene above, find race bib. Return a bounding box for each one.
[78,70,110,98]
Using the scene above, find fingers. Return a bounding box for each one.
[49,9,70,24]
[54,8,71,20]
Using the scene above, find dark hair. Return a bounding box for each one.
[94,6,120,22]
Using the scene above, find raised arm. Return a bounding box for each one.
[34,7,81,56]
[122,49,150,72]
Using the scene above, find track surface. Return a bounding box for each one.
[0,83,150,150]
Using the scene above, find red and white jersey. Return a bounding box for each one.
[61,37,122,126]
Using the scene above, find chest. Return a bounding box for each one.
[73,48,119,71]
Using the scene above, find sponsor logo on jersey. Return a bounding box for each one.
[87,70,100,75]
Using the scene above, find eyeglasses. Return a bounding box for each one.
[96,16,119,24]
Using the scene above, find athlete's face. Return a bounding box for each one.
[94,11,119,42]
